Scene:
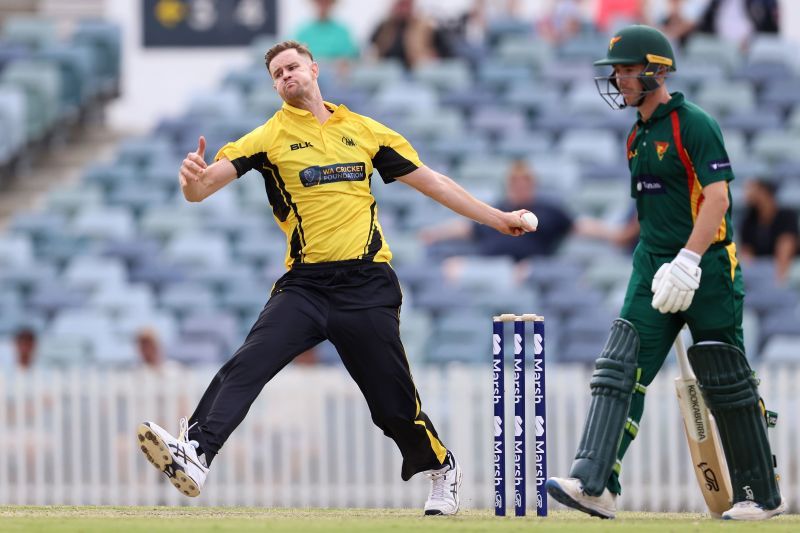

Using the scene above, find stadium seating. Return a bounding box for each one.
[1,20,798,367]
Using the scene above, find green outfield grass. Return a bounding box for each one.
[0,506,798,532]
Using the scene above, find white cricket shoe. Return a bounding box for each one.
[137,418,208,497]
[423,452,462,515]
[722,499,786,521]
[545,476,617,519]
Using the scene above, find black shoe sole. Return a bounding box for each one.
[545,479,613,519]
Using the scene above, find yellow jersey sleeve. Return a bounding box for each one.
[360,116,423,183]
[214,123,270,178]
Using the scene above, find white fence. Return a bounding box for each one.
[0,364,798,512]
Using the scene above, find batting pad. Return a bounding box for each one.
[688,341,782,510]
[569,318,639,496]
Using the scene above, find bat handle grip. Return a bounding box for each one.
[674,330,695,379]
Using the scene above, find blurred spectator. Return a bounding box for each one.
[738,178,799,283]
[696,0,749,48]
[369,0,441,69]
[574,205,640,253]
[442,0,491,65]
[745,0,779,32]
[697,0,778,46]
[594,0,649,33]
[443,0,530,64]
[659,0,700,46]
[419,160,573,262]
[133,328,190,440]
[13,327,37,371]
[293,0,359,61]
[538,0,591,44]
[4,327,45,485]
[135,328,182,375]
[293,346,320,366]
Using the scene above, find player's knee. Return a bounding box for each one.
[590,319,640,396]
[687,341,758,409]
[688,328,743,351]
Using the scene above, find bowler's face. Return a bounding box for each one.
[269,49,318,102]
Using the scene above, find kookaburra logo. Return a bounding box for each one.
[688,385,706,440]
[697,462,720,492]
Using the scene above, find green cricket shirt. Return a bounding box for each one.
[626,92,735,255]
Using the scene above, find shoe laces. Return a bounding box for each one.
[178,417,198,444]
[426,465,451,501]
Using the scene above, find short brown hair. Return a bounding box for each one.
[264,40,314,75]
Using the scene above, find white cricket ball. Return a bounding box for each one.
[522,212,538,231]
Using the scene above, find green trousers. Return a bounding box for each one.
[607,242,744,494]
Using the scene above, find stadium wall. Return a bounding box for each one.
[0,365,796,513]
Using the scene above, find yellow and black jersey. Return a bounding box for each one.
[215,101,422,269]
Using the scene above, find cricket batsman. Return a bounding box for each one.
[545,25,785,520]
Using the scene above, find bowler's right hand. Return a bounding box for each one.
[498,209,535,236]
[179,136,208,187]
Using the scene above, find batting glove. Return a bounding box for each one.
[651,248,702,314]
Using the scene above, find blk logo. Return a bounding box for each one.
[342,136,356,147]
[290,141,313,151]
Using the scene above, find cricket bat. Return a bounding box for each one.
[674,333,732,518]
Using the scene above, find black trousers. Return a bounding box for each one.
[188,260,448,480]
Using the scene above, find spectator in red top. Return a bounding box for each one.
[595,0,648,32]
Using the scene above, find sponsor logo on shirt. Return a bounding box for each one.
[299,162,367,187]
[341,136,356,147]
[654,141,670,161]
[708,159,731,171]
[628,148,638,160]
[635,175,667,194]
[290,141,313,151]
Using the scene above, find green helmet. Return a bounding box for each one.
[593,25,675,109]
[594,25,676,71]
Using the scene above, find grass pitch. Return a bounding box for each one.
[1,506,797,532]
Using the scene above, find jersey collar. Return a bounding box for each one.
[281,101,348,120]
[637,91,685,124]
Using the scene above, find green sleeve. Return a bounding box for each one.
[681,112,734,187]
